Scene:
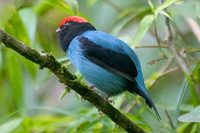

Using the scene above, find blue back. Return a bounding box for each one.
[81,31,146,90]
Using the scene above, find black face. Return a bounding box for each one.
[57,21,96,52]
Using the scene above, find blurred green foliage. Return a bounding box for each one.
[0,0,200,132]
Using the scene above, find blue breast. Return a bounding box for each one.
[67,38,126,95]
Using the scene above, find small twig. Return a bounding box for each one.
[162,0,200,106]
[172,22,192,46]
[146,58,181,89]
[188,48,200,53]
[124,99,138,113]
[135,44,168,49]
[147,55,168,65]
[154,18,168,58]
[165,14,190,76]
[159,0,190,76]
[154,22,162,48]
[165,109,175,129]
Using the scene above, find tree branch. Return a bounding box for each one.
[165,18,190,76]
[0,29,145,133]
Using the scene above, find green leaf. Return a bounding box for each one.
[192,63,200,83]
[177,123,199,133]
[0,47,3,72]
[155,0,178,12]
[19,8,37,44]
[111,8,151,35]
[0,118,22,133]
[76,121,93,132]
[159,10,173,21]
[185,63,200,106]
[147,0,154,10]
[186,74,199,106]
[0,6,15,28]
[4,12,30,45]
[35,0,74,15]
[174,79,189,126]
[178,106,200,122]
[65,0,79,14]
[18,8,38,78]
[23,59,37,79]
[132,15,154,47]
[7,11,37,78]
[86,0,98,7]
[111,15,134,36]
[6,51,23,108]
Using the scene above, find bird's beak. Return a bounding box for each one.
[56,28,61,33]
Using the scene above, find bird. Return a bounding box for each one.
[56,16,160,119]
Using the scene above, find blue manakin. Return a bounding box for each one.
[56,16,160,119]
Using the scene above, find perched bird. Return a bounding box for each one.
[56,16,160,119]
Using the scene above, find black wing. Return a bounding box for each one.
[79,37,137,82]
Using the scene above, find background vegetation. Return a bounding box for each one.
[0,0,200,132]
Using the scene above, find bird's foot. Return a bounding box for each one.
[89,85,96,91]
[98,109,103,115]
[104,96,113,104]
[97,96,113,115]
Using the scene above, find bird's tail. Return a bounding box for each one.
[142,91,161,120]
[127,84,161,120]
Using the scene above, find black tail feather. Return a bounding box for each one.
[127,84,161,120]
[127,82,161,120]
[144,95,161,120]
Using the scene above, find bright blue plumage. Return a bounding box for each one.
[68,31,144,95]
[68,31,127,95]
[57,16,160,119]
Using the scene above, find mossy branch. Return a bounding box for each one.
[0,29,145,133]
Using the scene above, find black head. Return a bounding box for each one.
[56,16,96,52]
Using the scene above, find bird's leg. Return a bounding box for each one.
[89,85,96,91]
[98,109,103,115]
[89,85,98,94]
[104,95,113,104]
[97,96,114,115]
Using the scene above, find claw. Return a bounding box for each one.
[89,85,96,91]
[104,96,113,104]
[98,109,103,115]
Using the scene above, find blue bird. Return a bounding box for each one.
[56,16,160,119]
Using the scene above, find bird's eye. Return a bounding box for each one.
[64,23,69,27]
